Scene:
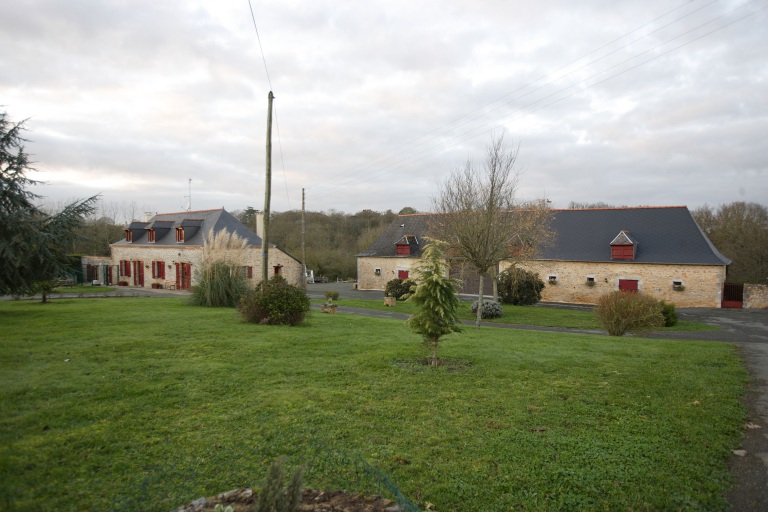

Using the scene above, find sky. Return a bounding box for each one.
[2,0,766,220]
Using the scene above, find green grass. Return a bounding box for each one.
[0,298,746,511]
[51,285,117,294]
[322,298,719,331]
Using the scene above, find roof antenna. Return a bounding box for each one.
[183,178,191,211]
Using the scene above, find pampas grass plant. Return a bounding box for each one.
[190,228,251,307]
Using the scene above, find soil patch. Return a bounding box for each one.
[173,488,405,512]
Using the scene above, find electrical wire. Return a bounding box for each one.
[309,0,766,206]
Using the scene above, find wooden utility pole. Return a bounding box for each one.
[261,91,274,286]
[301,188,307,289]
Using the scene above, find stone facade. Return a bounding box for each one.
[508,260,726,308]
[745,284,768,309]
[109,245,302,290]
[357,256,420,291]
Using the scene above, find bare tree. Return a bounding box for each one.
[430,133,553,327]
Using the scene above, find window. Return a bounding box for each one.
[175,227,184,243]
[125,230,133,243]
[147,229,156,243]
[586,276,595,283]
[120,260,131,277]
[152,260,165,279]
[374,268,381,276]
[547,274,557,283]
[611,245,635,260]
[238,266,253,279]
[398,269,409,279]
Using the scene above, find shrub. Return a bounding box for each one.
[190,260,249,307]
[659,300,678,327]
[254,457,304,512]
[497,267,545,305]
[470,299,503,319]
[238,276,310,326]
[190,228,250,307]
[594,291,665,336]
[385,278,416,301]
[324,290,339,301]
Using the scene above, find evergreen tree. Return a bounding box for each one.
[0,112,97,301]
[407,240,462,367]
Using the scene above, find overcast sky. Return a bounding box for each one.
[2,0,766,219]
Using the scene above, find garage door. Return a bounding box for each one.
[618,279,639,292]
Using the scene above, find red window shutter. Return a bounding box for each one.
[398,270,409,279]
[248,266,253,278]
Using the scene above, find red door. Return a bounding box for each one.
[132,261,145,287]
[618,279,638,292]
[398,270,409,279]
[175,263,192,291]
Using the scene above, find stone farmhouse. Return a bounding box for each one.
[83,209,302,291]
[357,206,732,308]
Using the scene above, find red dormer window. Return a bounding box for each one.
[147,229,156,243]
[610,231,636,261]
[175,227,184,243]
[125,229,133,243]
[395,234,418,255]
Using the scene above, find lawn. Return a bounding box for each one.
[0,297,746,511]
[320,298,718,332]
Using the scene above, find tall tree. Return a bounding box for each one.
[693,202,768,284]
[0,112,97,301]
[430,133,553,327]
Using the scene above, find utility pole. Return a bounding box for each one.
[301,188,307,289]
[261,91,274,286]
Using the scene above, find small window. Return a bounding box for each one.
[147,229,156,243]
[175,227,184,243]
[374,268,381,276]
[238,266,253,279]
[586,276,595,283]
[125,230,133,243]
[672,280,685,291]
[547,275,557,283]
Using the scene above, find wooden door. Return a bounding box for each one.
[176,262,192,291]
[133,261,144,287]
[618,279,638,292]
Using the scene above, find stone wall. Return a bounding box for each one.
[357,255,728,308]
[109,244,303,289]
[745,284,768,309]
[507,260,726,308]
[357,256,419,290]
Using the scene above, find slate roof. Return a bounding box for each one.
[359,206,731,266]
[112,208,265,247]
[357,215,431,258]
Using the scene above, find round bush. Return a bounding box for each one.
[498,267,544,306]
[659,300,678,327]
[594,290,664,336]
[385,278,416,301]
[470,299,503,319]
[238,275,310,326]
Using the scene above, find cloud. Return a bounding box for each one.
[1,0,766,217]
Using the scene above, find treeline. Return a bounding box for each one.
[233,207,402,280]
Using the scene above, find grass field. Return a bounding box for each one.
[0,297,746,511]
[320,298,719,332]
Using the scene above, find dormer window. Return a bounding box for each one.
[176,227,185,243]
[125,229,133,243]
[147,229,156,243]
[610,230,636,261]
[395,234,419,255]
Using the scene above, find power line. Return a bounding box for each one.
[310,0,766,205]
[247,0,273,91]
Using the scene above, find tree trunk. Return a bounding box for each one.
[476,271,485,328]
[492,263,499,302]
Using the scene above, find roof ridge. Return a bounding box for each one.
[155,208,225,216]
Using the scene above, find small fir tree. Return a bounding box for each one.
[406,240,462,366]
